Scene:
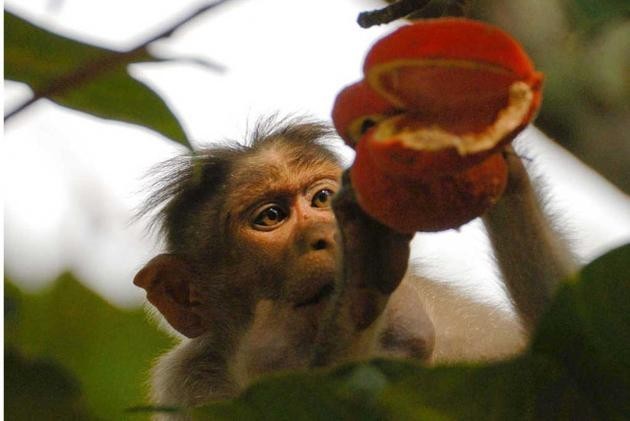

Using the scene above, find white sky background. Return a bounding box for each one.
[4,0,630,308]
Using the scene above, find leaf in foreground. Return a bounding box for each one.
[5,273,171,420]
[5,346,93,420]
[4,11,190,147]
[532,243,630,418]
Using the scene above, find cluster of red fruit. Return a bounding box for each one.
[332,18,543,233]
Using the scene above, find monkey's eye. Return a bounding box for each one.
[253,205,287,228]
[311,189,334,208]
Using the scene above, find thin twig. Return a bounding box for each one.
[152,55,227,73]
[357,0,431,28]
[5,0,232,122]
[140,1,231,45]
[4,97,38,122]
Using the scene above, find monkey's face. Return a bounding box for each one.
[224,149,343,318]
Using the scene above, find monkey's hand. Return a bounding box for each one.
[501,145,532,197]
[332,169,413,318]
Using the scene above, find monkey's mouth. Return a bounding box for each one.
[294,283,335,308]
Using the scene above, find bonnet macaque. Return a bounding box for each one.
[134,118,575,418]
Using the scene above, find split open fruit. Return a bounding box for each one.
[331,18,542,232]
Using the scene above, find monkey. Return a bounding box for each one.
[133,117,576,419]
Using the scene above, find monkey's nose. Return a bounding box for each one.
[311,239,329,251]
[298,221,336,253]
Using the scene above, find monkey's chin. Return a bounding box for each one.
[293,282,335,310]
[289,262,337,313]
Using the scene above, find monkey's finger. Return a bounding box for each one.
[501,145,531,195]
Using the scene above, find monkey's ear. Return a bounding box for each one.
[134,254,205,338]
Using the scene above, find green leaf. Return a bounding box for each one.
[5,347,94,420]
[194,364,388,420]
[378,358,595,420]
[568,0,630,32]
[196,357,593,420]
[4,11,190,147]
[5,274,171,420]
[532,243,630,418]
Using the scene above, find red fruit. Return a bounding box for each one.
[351,137,508,233]
[332,18,542,232]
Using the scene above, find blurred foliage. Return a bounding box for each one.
[5,273,172,420]
[4,11,191,147]
[194,357,590,420]
[5,347,93,420]
[532,240,630,419]
[470,0,630,194]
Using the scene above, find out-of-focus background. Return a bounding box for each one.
[4,0,629,418]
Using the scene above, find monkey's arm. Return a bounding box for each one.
[482,147,577,333]
[311,170,414,366]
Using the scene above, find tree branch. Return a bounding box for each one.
[5,0,233,122]
[357,0,431,28]
[357,0,473,28]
